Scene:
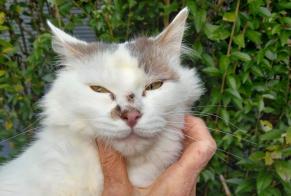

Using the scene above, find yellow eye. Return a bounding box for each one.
[90,85,111,93]
[145,81,164,91]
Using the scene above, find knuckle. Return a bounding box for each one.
[209,139,217,154]
[192,117,205,125]
[204,139,217,154]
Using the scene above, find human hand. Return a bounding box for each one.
[96,115,217,196]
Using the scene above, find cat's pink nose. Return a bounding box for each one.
[121,109,142,128]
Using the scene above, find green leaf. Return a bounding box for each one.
[246,30,262,45]
[0,70,5,77]
[225,88,242,100]
[236,180,253,194]
[0,12,5,25]
[188,1,206,32]
[201,169,215,181]
[251,66,264,76]
[258,7,271,17]
[227,75,237,90]
[231,51,251,61]
[0,25,8,31]
[271,24,281,35]
[275,161,291,182]
[219,55,230,71]
[282,180,291,194]
[249,151,265,162]
[204,23,230,41]
[264,152,274,165]
[202,53,215,67]
[258,98,264,113]
[262,94,276,100]
[223,12,236,22]
[260,130,282,141]
[265,50,277,61]
[278,2,291,9]
[281,17,291,25]
[221,109,229,125]
[194,10,207,33]
[234,33,245,48]
[227,178,244,185]
[280,31,289,46]
[191,48,202,59]
[257,172,272,194]
[202,67,221,76]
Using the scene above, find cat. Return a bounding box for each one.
[0,8,203,196]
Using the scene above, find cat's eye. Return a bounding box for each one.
[90,85,111,93]
[145,81,164,91]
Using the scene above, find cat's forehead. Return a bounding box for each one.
[87,38,178,80]
[104,44,145,88]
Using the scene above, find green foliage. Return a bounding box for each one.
[0,0,290,195]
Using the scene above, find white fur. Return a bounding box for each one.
[0,8,203,195]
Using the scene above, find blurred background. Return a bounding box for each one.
[0,0,290,195]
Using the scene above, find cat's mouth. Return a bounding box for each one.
[115,132,145,142]
[114,128,161,141]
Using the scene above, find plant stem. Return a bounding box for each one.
[163,0,170,27]
[215,0,240,123]
[219,174,232,196]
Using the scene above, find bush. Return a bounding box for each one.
[0,0,290,195]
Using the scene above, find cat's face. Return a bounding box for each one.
[43,8,203,156]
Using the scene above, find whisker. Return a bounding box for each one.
[191,105,236,109]
[163,111,251,135]
[215,148,245,161]
[207,127,257,145]
[166,128,245,161]
[164,117,257,146]
[184,133,245,161]
[0,127,38,144]
[168,127,243,160]
[0,116,42,144]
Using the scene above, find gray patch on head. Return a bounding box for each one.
[126,37,179,81]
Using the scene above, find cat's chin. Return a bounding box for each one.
[110,132,160,157]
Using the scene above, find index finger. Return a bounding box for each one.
[183,115,214,143]
[96,140,130,185]
[179,115,217,172]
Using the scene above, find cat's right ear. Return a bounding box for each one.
[47,20,88,58]
[154,8,188,55]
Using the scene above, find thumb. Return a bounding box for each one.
[96,140,133,196]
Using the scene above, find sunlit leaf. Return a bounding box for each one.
[275,161,291,182]
[223,12,236,22]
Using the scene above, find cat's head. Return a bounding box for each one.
[42,8,203,156]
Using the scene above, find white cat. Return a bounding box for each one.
[0,8,203,196]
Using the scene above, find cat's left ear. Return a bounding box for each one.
[154,8,188,55]
[47,20,88,58]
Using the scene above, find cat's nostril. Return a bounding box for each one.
[121,110,142,128]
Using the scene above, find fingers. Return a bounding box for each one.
[145,116,217,196]
[179,115,217,173]
[96,140,133,196]
[183,115,215,143]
